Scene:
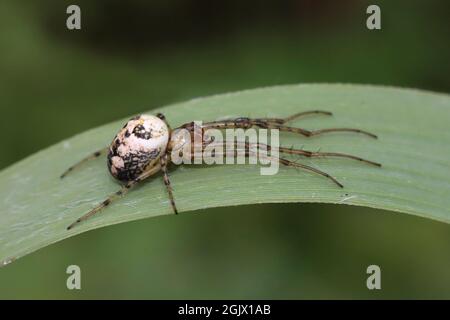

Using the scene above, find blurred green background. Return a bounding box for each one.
[1,0,449,299]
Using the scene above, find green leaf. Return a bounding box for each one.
[1,84,449,266]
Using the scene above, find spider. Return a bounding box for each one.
[62,110,381,230]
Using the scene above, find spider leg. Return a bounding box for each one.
[66,162,161,230]
[279,148,381,167]
[179,118,377,139]
[257,123,378,139]
[236,142,381,167]
[275,155,343,188]
[200,140,343,188]
[160,154,178,214]
[61,147,109,179]
[257,110,333,124]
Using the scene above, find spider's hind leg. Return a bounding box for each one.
[66,182,132,230]
[61,147,109,179]
[66,162,161,230]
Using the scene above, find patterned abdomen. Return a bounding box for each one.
[107,114,169,181]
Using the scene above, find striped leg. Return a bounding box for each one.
[178,112,377,139]
[231,141,381,167]
[160,154,178,214]
[198,140,344,188]
[61,147,109,179]
[257,110,333,124]
[66,162,161,230]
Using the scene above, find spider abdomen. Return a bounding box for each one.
[107,114,169,181]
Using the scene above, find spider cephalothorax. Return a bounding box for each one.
[62,110,381,230]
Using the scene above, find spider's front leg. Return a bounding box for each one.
[202,140,380,187]
[243,142,381,167]
[180,111,377,139]
[61,147,109,179]
[199,140,344,188]
[257,110,332,124]
[66,162,161,230]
